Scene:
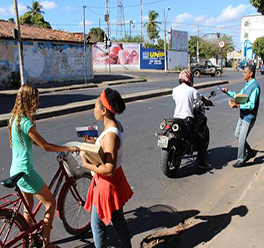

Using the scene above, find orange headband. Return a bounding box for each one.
[101,90,115,114]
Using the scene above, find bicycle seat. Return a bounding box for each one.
[0,172,25,188]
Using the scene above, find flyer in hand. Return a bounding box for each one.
[76,126,98,138]
[234,94,248,104]
[80,143,105,165]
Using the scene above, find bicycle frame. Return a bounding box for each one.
[0,158,86,248]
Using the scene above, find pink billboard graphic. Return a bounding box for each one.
[93,43,139,67]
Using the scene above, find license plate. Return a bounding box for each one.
[157,136,169,148]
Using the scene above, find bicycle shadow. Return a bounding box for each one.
[175,146,237,179]
[141,205,248,248]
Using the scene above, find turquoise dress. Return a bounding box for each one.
[10,116,45,194]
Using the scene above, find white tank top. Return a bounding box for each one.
[95,122,124,169]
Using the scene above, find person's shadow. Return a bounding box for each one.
[175,145,238,179]
[141,205,248,248]
[56,204,199,248]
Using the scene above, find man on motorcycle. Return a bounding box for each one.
[172,69,213,169]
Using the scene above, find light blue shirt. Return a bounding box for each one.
[227,78,260,110]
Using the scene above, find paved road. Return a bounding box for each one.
[1,75,264,247]
[0,70,254,115]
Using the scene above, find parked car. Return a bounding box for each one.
[190,60,222,77]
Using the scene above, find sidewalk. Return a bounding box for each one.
[200,143,264,248]
[0,74,229,127]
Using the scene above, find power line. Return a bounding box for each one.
[86,0,165,9]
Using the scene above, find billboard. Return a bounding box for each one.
[92,43,139,69]
[171,29,188,51]
[140,46,165,70]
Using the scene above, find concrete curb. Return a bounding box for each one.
[0,78,147,97]
[0,80,228,128]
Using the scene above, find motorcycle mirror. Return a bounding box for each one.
[210,91,216,97]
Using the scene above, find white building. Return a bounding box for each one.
[241,14,264,61]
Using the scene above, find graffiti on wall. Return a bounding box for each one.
[0,40,93,85]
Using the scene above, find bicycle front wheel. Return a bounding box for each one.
[60,173,92,235]
[0,209,29,248]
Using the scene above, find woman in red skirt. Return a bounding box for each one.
[80,88,133,248]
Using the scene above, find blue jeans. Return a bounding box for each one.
[91,205,132,248]
[234,118,254,161]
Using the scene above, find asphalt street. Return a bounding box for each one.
[0,70,246,115]
[0,72,264,247]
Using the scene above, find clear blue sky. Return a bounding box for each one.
[0,0,258,49]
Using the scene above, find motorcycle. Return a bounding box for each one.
[156,91,216,178]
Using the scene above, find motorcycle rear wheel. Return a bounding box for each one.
[160,149,182,178]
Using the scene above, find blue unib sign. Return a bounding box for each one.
[140,46,165,70]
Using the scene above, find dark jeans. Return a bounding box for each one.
[185,117,207,161]
[91,205,132,248]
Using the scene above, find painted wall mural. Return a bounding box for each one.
[0,40,93,86]
[92,43,140,69]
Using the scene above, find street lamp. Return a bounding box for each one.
[164,7,170,72]
[129,20,134,39]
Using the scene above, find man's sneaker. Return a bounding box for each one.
[233,161,245,168]
[198,160,212,169]
[244,150,258,162]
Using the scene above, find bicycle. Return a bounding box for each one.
[0,151,92,248]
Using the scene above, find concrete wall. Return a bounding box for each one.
[167,51,188,70]
[0,40,93,86]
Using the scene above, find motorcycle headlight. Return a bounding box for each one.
[160,121,166,130]
[172,123,179,132]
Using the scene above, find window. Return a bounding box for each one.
[244,33,248,38]
[245,21,249,27]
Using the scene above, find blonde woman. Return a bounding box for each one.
[9,84,78,248]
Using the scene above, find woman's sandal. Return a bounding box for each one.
[43,243,61,248]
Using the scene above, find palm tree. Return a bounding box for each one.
[144,10,161,44]
[20,1,51,29]
[26,1,44,16]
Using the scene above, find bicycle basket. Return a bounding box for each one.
[62,141,87,177]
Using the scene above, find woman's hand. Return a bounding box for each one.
[221,87,228,93]
[68,146,80,153]
[82,135,97,144]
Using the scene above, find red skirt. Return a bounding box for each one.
[84,166,133,225]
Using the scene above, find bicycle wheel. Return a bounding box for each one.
[0,209,29,248]
[60,173,92,235]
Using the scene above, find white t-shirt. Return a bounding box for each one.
[172,83,202,119]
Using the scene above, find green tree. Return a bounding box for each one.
[250,0,264,15]
[189,34,234,61]
[144,10,160,44]
[20,1,51,29]
[88,27,105,42]
[8,18,15,23]
[112,34,143,43]
[253,36,264,61]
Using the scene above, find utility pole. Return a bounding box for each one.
[163,7,170,72]
[99,18,101,28]
[163,9,167,72]
[13,0,25,85]
[106,0,111,74]
[83,5,87,84]
[196,22,199,63]
[140,0,143,41]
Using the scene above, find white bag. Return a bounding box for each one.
[62,141,87,177]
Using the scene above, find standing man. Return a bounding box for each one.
[172,70,213,169]
[221,65,260,168]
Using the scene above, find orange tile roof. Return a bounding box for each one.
[0,19,84,43]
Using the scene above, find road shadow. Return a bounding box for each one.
[57,205,199,248]
[175,146,237,179]
[175,205,248,248]
[234,150,264,168]
[0,93,97,115]
[141,205,248,248]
